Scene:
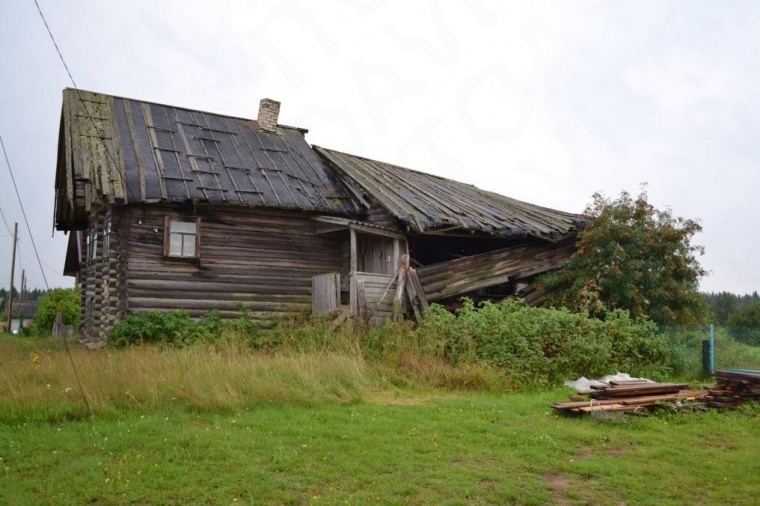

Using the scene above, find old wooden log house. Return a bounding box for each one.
[54,89,585,341]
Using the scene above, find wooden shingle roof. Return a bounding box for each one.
[54,89,583,241]
[55,89,359,230]
[315,147,585,240]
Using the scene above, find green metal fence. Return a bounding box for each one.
[657,325,760,378]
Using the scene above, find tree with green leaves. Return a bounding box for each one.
[539,189,708,325]
[32,287,81,335]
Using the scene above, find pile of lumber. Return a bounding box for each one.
[705,370,760,409]
[552,380,707,415]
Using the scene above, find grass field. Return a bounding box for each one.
[2,334,760,505]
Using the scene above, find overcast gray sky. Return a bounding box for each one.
[0,1,758,294]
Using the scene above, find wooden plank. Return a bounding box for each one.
[408,268,429,311]
[608,380,653,386]
[714,370,760,381]
[312,272,340,316]
[592,383,689,398]
[552,398,627,410]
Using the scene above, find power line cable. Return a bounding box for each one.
[33,0,79,89]
[32,0,103,417]
[0,134,49,290]
[18,238,69,280]
[0,197,12,234]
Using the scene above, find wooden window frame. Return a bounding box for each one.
[102,217,111,257]
[85,226,98,263]
[163,216,201,260]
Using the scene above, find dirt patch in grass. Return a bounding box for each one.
[544,473,572,505]
[361,390,459,406]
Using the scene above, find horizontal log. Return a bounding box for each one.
[128,273,312,287]
[128,282,310,297]
[127,289,309,303]
[126,268,313,281]
[128,297,307,312]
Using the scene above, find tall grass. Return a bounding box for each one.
[0,336,373,422]
[1,299,683,421]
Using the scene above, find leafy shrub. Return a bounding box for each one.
[416,298,672,388]
[108,309,225,348]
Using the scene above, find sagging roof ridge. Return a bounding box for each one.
[313,145,585,240]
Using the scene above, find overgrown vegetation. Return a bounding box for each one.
[415,299,671,387]
[540,189,708,324]
[104,299,674,391]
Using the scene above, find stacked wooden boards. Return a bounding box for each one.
[552,380,707,415]
[705,370,760,409]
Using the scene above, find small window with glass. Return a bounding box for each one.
[164,217,200,259]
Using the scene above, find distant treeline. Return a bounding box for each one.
[703,291,760,325]
[0,287,48,302]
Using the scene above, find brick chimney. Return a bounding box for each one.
[257,98,280,132]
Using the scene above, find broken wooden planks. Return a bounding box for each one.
[553,381,707,415]
[705,369,760,409]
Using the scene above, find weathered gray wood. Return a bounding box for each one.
[417,242,574,301]
[312,215,404,239]
[408,268,429,311]
[312,272,340,316]
[392,255,409,321]
[350,228,357,274]
[354,272,405,324]
[404,266,428,322]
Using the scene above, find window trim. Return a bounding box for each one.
[102,217,112,257]
[163,216,201,260]
[85,226,98,263]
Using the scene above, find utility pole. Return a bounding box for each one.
[20,269,25,302]
[6,223,17,329]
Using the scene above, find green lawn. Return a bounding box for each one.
[2,333,759,505]
[2,391,759,505]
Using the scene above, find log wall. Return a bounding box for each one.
[82,204,343,340]
[125,205,342,318]
[79,205,126,342]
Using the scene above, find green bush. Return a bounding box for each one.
[32,288,81,335]
[108,309,224,348]
[416,299,671,388]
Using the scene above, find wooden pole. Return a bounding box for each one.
[6,223,18,329]
[392,255,409,322]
